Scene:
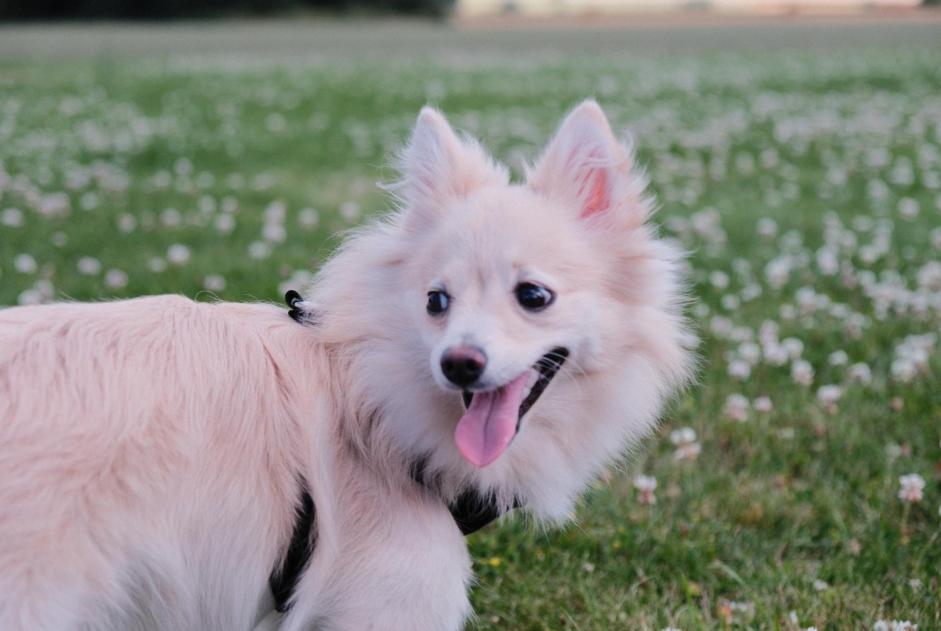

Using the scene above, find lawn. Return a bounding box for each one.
[0,18,939,630]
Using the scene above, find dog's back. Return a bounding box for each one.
[0,296,309,630]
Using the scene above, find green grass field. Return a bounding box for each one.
[1,19,939,630]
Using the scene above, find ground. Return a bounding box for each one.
[0,17,939,630]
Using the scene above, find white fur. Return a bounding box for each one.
[0,101,692,630]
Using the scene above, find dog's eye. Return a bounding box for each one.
[426,290,450,316]
[515,282,554,311]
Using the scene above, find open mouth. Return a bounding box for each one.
[461,347,569,421]
[454,347,569,468]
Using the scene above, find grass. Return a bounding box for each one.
[1,19,939,630]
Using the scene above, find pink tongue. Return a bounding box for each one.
[454,372,530,468]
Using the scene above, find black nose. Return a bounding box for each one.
[440,346,487,388]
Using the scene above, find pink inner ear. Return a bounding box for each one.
[579,167,609,218]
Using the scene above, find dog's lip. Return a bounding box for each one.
[461,347,569,423]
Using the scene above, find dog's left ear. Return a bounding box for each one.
[396,107,508,228]
[528,100,648,229]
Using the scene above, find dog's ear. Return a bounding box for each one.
[528,100,648,228]
[396,107,507,226]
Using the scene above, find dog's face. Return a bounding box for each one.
[408,185,610,468]
[394,102,690,471]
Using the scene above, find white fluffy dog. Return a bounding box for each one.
[0,101,692,630]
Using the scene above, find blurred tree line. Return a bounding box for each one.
[0,0,456,20]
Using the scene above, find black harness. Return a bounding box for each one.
[269,291,516,612]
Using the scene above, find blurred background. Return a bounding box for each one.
[0,1,939,629]
[0,0,936,19]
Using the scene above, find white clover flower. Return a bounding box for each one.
[709,270,730,289]
[633,475,656,491]
[782,337,804,359]
[222,196,239,213]
[669,427,700,462]
[916,261,941,291]
[791,360,814,386]
[898,197,919,219]
[816,247,839,275]
[215,214,235,234]
[633,475,657,505]
[669,427,696,446]
[340,200,361,223]
[167,244,191,266]
[264,200,287,223]
[890,359,917,383]
[898,474,925,503]
[721,294,741,311]
[845,313,867,338]
[104,269,128,290]
[298,207,320,229]
[765,257,792,289]
[816,385,843,406]
[756,217,778,239]
[740,283,762,301]
[14,253,37,274]
[873,621,918,631]
[673,442,701,461]
[248,241,271,260]
[737,342,761,364]
[174,157,193,176]
[931,227,941,250]
[848,363,872,385]
[725,354,751,379]
[117,213,137,233]
[160,207,182,227]
[198,195,216,213]
[77,256,101,275]
[828,350,849,366]
[263,222,286,243]
[203,275,226,292]
[709,316,733,337]
[148,257,167,273]
[753,396,773,413]
[724,394,750,422]
[812,579,829,591]
[1,207,23,227]
[763,342,789,366]
[37,192,70,217]
[18,288,44,305]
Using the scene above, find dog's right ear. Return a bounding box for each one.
[528,100,648,231]
[395,107,507,227]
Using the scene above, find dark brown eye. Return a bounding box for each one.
[427,290,449,315]
[515,282,554,311]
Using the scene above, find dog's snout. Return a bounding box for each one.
[440,346,487,388]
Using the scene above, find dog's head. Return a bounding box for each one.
[314,101,692,519]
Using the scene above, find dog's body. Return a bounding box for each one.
[0,297,472,631]
[0,102,692,630]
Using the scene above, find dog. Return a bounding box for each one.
[0,100,693,630]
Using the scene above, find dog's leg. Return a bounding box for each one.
[279,477,473,631]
